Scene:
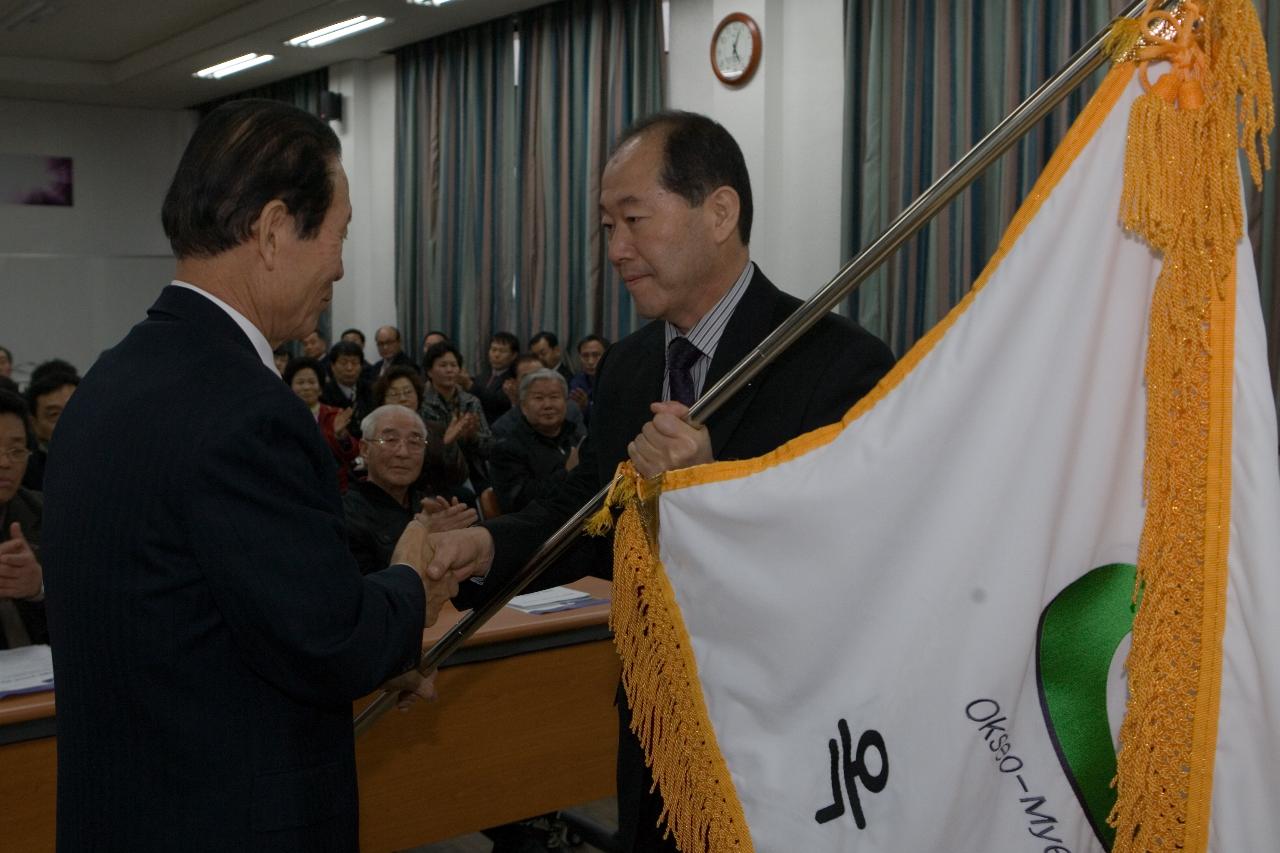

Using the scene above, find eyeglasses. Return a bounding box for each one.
[384,388,417,401]
[368,435,427,452]
[0,447,32,464]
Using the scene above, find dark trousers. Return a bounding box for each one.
[615,685,681,852]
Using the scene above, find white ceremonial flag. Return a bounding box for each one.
[605,12,1280,852]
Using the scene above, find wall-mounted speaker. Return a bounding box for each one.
[318,91,343,123]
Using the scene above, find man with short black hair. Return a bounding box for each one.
[421,330,449,361]
[339,328,375,381]
[302,329,330,381]
[529,331,572,381]
[469,331,521,424]
[569,335,608,423]
[43,98,446,851]
[321,340,372,424]
[0,390,46,650]
[22,372,78,491]
[427,110,895,852]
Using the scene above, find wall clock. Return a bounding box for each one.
[710,12,761,86]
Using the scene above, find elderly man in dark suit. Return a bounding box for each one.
[426,111,895,852]
[41,100,450,852]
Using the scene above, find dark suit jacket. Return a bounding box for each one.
[0,487,48,648]
[370,351,413,378]
[471,365,514,424]
[470,267,895,594]
[463,268,894,850]
[42,286,425,852]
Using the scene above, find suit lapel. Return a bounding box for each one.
[703,271,778,457]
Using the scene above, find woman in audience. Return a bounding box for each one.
[370,364,425,412]
[283,357,359,492]
[420,342,494,502]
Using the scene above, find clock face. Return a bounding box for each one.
[714,20,754,80]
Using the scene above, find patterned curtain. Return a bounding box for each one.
[395,0,664,368]
[843,0,1280,409]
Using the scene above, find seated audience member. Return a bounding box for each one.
[344,405,476,575]
[0,390,46,650]
[465,331,520,424]
[568,334,608,424]
[489,369,585,514]
[421,330,449,362]
[421,342,494,500]
[321,340,373,428]
[0,346,11,379]
[272,346,291,375]
[372,364,425,412]
[301,330,330,380]
[283,357,358,491]
[372,325,413,378]
[23,372,78,491]
[492,354,584,439]
[529,331,573,380]
[339,327,375,382]
[374,364,467,497]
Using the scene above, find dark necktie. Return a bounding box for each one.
[666,337,702,407]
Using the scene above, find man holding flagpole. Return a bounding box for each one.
[427,111,894,851]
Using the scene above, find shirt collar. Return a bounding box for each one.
[171,280,278,376]
[664,260,755,359]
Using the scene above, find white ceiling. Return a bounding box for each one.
[0,0,546,109]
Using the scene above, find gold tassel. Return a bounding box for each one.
[1110,2,1272,851]
[583,464,640,537]
[609,475,752,852]
[1104,17,1146,64]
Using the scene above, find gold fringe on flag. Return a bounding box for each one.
[1110,2,1272,851]
[601,462,754,852]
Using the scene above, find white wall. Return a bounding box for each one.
[0,98,196,381]
[328,56,399,363]
[667,0,846,300]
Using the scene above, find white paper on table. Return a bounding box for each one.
[506,586,593,613]
[0,643,54,698]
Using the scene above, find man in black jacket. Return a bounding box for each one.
[489,369,585,514]
[42,99,449,852]
[345,405,476,575]
[425,111,894,851]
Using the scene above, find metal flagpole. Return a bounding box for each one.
[355,0,1159,737]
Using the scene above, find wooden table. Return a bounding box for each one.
[0,578,620,853]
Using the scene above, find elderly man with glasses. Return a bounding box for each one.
[0,389,46,650]
[343,404,477,576]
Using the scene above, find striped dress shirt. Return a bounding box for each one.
[662,261,754,402]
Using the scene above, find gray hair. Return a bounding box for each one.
[360,403,426,438]
[518,368,567,403]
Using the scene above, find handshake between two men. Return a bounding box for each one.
[375,399,713,710]
[379,497,477,710]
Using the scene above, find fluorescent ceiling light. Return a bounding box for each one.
[407,0,460,6]
[286,15,388,47]
[194,53,275,80]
